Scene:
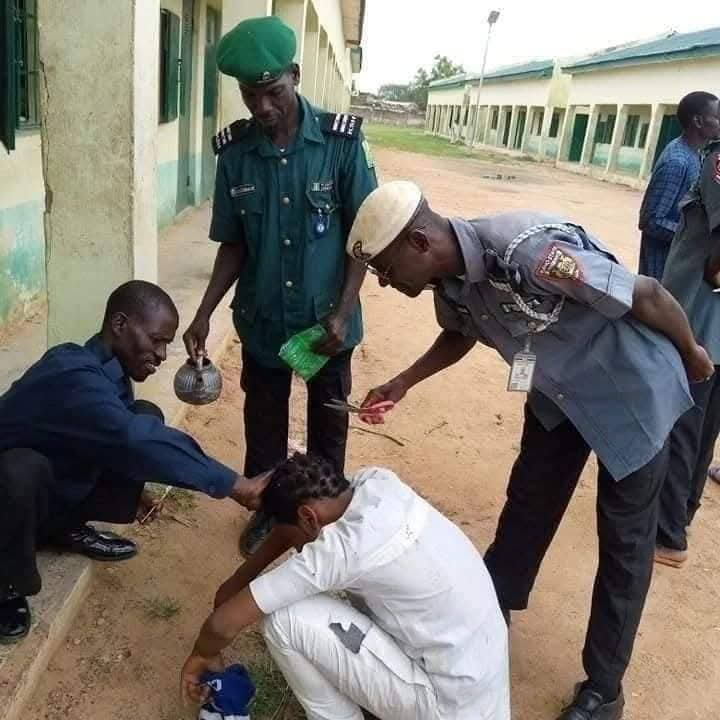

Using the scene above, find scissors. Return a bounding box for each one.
[323,399,395,416]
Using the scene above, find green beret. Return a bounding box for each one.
[217,16,297,86]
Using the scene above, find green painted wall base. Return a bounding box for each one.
[0,199,46,325]
[158,152,209,229]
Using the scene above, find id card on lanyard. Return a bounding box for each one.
[507,334,537,393]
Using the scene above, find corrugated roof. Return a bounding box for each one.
[428,72,471,90]
[428,59,553,89]
[563,26,720,73]
[483,59,554,81]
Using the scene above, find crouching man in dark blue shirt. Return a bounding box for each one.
[0,280,264,645]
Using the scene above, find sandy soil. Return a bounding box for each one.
[25,147,720,720]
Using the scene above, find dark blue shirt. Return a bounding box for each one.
[0,335,236,507]
[638,137,701,278]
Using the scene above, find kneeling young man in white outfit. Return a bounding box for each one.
[181,453,510,719]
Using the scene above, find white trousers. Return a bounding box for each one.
[262,595,438,720]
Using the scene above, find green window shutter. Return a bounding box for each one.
[1,0,17,152]
[159,9,180,123]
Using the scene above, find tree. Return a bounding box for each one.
[411,55,464,110]
[377,83,413,102]
[428,55,464,83]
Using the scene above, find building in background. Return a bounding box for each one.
[426,60,570,158]
[425,26,720,190]
[557,27,720,187]
[0,0,364,348]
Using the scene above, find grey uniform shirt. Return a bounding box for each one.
[663,142,720,363]
[435,212,692,481]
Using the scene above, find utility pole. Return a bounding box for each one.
[471,10,500,148]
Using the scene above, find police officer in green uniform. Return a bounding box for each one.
[183,16,377,553]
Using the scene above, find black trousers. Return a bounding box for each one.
[484,404,668,699]
[0,400,162,597]
[658,367,720,550]
[241,349,352,477]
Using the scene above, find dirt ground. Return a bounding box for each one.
[25,148,720,720]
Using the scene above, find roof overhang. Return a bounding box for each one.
[563,45,720,74]
[341,0,366,46]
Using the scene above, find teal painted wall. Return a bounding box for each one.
[617,147,643,175]
[526,136,540,153]
[591,143,610,167]
[544,138,559,158]
[0,199,46,324]
[157,152,206,230]
[157,159,180,229]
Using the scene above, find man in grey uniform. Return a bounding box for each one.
[657,138,720,567]
[350,181,712,720]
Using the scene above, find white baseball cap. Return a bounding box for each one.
[347,181,423,261]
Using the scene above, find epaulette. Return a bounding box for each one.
[212,119,251,155]
[320,112,363,139]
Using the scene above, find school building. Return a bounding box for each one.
[0,0,363,345]
[426,26,720,189]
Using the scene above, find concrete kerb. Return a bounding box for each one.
[0,327,237,720]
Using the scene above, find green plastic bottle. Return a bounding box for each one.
[278,325,330,380]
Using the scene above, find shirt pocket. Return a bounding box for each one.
[313,291,339,322]
[305,186,342,242]
[232,190,264,252]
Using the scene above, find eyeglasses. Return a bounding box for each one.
[366,264,392,284]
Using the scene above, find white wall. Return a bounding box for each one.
[567,56,720,106]
[310,0,353,83]
[472,77,553,107]
[427,85,466,106]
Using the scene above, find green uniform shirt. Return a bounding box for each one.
[209,97,378,368]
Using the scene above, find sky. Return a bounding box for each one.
[356,0,717,93]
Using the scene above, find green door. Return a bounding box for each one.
[653,114,682,167]
[201,6,221,201]
[568,113,589,162]
[502,109,512,146]
[176,0,195,214]
[513,108,526,149]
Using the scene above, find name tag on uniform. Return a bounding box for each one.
[507,350,537,393]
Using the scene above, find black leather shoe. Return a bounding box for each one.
[50,524,138,561]
[238,511,274,558]
[557,684,624,720]
[0,591,31,644]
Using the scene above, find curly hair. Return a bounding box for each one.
[261,453,350,524]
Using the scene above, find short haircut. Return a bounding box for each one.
[677,91,718,129]
[261,452,350,524]
[103,280,178,325]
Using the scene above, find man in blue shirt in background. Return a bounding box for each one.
[638,91,719,278]
[0,281,264,645]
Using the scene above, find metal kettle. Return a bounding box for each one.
[173,356,223,405]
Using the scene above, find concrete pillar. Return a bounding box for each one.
[557,106,576,161]
[39,0,159,345]
[219,0,273,125]
[495,107,506,147]
[606,104,629,173]
[580,104,600,166]
[537,104,554,157]
[520,106,533,153]
[275,0,307,66]
[640,104,665,180]
[316,32,330,108]
[507,106,520,150]
[301,3,320,103]
[483,106,493,145]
